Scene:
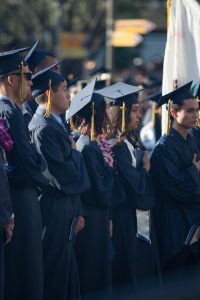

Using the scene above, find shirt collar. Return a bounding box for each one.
[51,112,62,125]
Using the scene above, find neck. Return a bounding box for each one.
[172,122,189,140]
[39,103,62,117]
[0,85,19,106]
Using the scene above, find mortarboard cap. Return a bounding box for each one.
[0,47,30,76]
[66,78,99,120]
[24,40,40,66]
[146,91,162,103]
[158,81,194,107]
[31,61,63,98]
[95,82,144,106]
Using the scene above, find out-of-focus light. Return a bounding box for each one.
[133,57,143,66]
[84,60,96,70]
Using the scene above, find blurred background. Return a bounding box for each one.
[1,0,199,85]
[0,0,167,83]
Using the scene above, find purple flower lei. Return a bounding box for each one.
[0,118,14,152]
[98,137,115,167]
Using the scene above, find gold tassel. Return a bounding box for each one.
[166,99,172,136]
[44,79,52,118]
[19,61,24,103]
[151,102,156,128]
[90,102,95,141]
[121,102,126,132]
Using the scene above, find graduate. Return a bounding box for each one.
[150,82,200,276]
[29,65,91,300]
[96,82,161,296]
[0,47,49,300]
[0,119,14,300]
[68,80,116,300]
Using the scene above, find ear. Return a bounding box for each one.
[170,108,178,118]
[7,75,15,86]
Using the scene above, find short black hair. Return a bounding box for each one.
[35,81,63,105]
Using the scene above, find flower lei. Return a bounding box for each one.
[98,137,115,168]
[0,118,14,152]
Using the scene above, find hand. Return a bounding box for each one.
[69,136,77,150]
[192,153,200,172]
[4,222,14,246]
[142,151,151,173]
[103,152,114,168]
[109,220,113,238]
[75,216,85,234]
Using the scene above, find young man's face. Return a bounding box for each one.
[172,99,199,129]
[8,65,32,102]
[51,80,71,114]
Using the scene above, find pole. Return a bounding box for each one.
[162,0,171,135]
[54,0,62,59]
[105,0,113,70]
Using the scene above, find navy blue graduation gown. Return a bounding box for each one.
[0,149,12,300]
[112,141,161,296]
[75,140,114,300]
[0,97,48,300]
[22,99,38,126]
[191,127,200,151]
[150,128,200,272]
[29,107,91,300]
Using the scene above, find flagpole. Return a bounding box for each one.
[162,0,171,135]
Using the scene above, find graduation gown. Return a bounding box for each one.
[191,127,200,151]
[150,128,200,272]
[29,107,91,300]
[0,96,48,300]
[0,149,12,300]
[112,140,161,296]
[22,99,38,126]
[74,140,114,300]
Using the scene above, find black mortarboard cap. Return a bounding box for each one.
[0,47,30,76]
[146,91,162,103]
[31,61,63,97]
[24,40,40,66]
[158,81,194,107]
[95,82,144,106]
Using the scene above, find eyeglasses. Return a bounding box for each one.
[9,72,32,81]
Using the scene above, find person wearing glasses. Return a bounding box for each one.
[0,47,49,300]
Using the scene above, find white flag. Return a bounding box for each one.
[162,0,200,133]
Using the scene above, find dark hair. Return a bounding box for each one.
[0,76,5,84]
[35,81,63,105]
[168,100,183,121]
[78,101,109,137]
[115,104,140,148]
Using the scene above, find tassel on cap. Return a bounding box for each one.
[90,102,95,141]
[121,102,126,132]
[166,99,173,136]
[44,79,52,118]
[151,102,156,128]
[19,61,24,103]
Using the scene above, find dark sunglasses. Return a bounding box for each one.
[9,72,32,81]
